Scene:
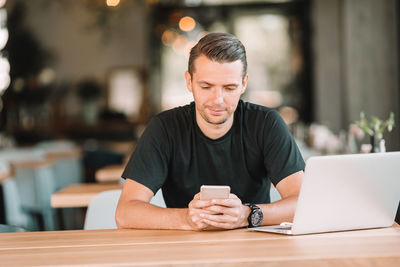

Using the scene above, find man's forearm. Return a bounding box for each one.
[116,200,192,230]
[258,195,298,226]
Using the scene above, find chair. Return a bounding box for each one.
[0,148,59,230]
[270,184,281,202]
[84,189,166,230]
[36,140,84,190]
[36,141,85,230]
[0,160,31,228]
[84,189,121,230]
[13,159,58,230]
[0,224,27,233]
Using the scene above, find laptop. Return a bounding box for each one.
[250,152,400,235]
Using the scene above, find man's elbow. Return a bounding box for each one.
[115,205,129,229]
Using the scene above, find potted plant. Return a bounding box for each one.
[354,112,395,153]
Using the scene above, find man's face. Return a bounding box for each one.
[185,55,248,126]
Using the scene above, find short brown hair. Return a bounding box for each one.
[188,32,247,79]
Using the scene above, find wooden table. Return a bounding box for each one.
[0,225,399,266]
[44,147,82,161]
[51,183,123,208]
[95,164,124,183]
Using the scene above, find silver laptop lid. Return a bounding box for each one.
[292,152,400,235]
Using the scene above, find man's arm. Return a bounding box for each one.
[115,179,214,230]
[199,170,304,229]
[116,171,303,230]
[258,170,303,225]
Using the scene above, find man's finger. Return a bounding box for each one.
[209,198,241,208]
[204,205,240,217]
[200,213,238,224]
[190,199,215,209]
[202,218,235,230]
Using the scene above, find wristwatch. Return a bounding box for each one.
[244,203,263,228]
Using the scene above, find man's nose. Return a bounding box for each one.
[211,88,224,104]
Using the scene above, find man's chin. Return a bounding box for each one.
[204,116,229,125]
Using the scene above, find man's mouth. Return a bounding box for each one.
[207,107,226,115]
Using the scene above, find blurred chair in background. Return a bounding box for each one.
[0,148,56,230]
[0,141,84,231]
[84,189,121,230]
[36,140,85,229]
[36,140,84,191]
[0,223,27,233]
[0,159,31,229]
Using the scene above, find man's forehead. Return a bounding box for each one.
[193,55,243,68]
[192,55,244,79]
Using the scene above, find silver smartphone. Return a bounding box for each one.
[200,185,231,200]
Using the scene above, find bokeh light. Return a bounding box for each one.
[161,29,178,46]
[39,68,56,86]
[0,72,10,94]
[106,0,120,7]
[172,35,188,54]
[0,28,8,50]
[179,16,196,32]
[0,56,9,94]
[279,106,299,125]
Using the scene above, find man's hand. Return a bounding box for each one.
[187,193,219,231]
[187,193,250,230]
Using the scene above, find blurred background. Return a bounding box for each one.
[0,0,398,230]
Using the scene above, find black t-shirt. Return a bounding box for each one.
[122,100,305,208]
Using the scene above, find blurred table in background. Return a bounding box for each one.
[95,164,124,183]
[0,170,11,184]
[51,183,123,208]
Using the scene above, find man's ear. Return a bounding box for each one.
[241,74,249,94]
[185,71,193,93]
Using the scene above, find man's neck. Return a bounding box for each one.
[195,112,234,140]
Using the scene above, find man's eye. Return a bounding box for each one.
[226,87,236,91]
[201,86,210,89]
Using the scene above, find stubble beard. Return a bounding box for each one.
[200,106,231,125]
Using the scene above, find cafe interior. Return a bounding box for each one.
[0,0,398,234]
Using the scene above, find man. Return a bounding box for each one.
[116,32,305,231]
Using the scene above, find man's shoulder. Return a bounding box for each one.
[238,100,278,120]
[156,103,193,118]
[154,102,194,130]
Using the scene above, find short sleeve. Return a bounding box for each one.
[122,116,170,194]
[262,110,305,186]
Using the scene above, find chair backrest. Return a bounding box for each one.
[36,140,84,190]
[0,148,58,230]
[84,189,122,230]
[151,189,166,208]
[0,159,31,228]
[84,188,166,230]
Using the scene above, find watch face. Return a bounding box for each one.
[251,210,263,226]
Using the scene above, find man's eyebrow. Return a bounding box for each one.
[197,81,213,85]
[224,83,239,87]
[197,81,239,87]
